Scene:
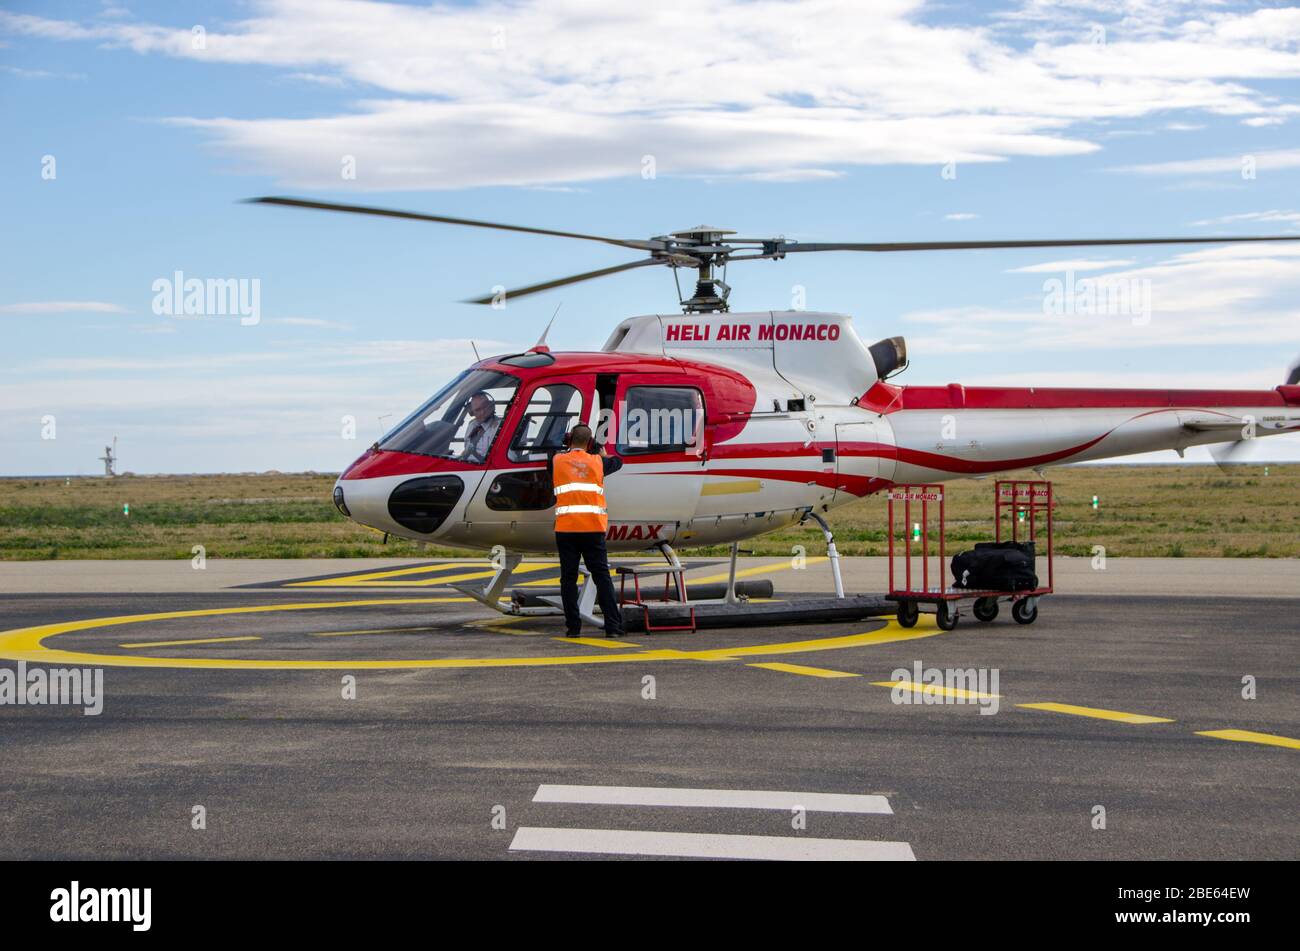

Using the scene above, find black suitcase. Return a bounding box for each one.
[951,541,1038,591]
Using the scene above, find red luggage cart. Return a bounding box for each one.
[885,480,1054,630]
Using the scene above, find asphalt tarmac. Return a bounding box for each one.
[0,561,1296,860]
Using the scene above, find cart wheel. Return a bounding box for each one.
[896,601,919,628]
[973,597,999,623]
[935,600,958,631]
[1011,597,1038,625]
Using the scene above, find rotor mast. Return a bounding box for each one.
[670,225,735,313]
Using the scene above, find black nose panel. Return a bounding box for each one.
[388,475,464,534]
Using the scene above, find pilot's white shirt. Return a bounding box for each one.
[464,415,500,460]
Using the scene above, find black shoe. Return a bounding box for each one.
[605,630,624,638]
[565,630,581,638]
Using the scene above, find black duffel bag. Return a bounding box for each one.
[951,541,1038,591]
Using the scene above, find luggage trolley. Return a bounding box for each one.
[886,480,1054,630]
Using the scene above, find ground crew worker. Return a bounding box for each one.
[549,423,624,638]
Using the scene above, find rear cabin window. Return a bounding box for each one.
[617,386,704,454]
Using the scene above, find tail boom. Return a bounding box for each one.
[873,382,1300,482]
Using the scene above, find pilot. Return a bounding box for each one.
[460,391,500,462]
[550,423,624,638]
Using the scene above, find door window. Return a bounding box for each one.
[616,386,704,454]
[485,470,555,511]
[508,383,584,463]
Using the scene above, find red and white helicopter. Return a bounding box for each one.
[255,198,1300,619]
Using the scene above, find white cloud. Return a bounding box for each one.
[1005,258,1135,272]
[1114,148,1300,176]
[268,316,351,330]
[5,0,1300,189]
[955,367,1299,391]
[1190,210,1300,229]
[0,337,520,473]
[0,301,127,315]
[944,213,980,221]
[734,169,845,183]
[286,72,347,88]
[1,65,85,80]
[903,243,1300,353]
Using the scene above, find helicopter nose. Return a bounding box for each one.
[332,474,395,534]
[333,472,466,537]
[332,475,364,522]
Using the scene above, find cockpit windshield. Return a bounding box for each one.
[379,369,520,462]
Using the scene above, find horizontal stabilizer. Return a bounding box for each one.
[1181,418,1249,433]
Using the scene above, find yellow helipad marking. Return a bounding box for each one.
[0,600,944,670]
[517,560,669,588]
[748,662,859,678]
[306,571,499,588]
[1017,702,1173,724]
[1196,728,1300,750]
[121,635,262,649]
[692,558,825,585]
[467,614,547,636]
[686,625,934,661]
[286,563,479,585]
[871,679,1000,701]
[553,637,642,649]
[290,563,556,588]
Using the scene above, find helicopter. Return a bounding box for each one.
[251,196,1300,619]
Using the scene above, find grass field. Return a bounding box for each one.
[2,465,1298,560]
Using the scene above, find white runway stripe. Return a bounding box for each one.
[533,784,892,814]
[509,827,916,861]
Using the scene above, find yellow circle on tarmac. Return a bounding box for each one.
[0,597,945,671]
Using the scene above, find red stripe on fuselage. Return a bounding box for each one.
[892,436,1106,473]
[341,449,494,480]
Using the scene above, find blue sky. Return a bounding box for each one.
[3,0,1300,474]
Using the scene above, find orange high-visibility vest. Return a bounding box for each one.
[553,450,607,533]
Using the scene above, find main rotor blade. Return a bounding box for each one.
[463,258,666,305]
[248,197,659,251]
[779,235,1300,253]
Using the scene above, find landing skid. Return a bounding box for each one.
[452,531,844,627]
[449,550,525,615]
[449,548,605,626]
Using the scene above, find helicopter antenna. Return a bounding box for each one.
[469,340,481,361]
[248,196,1300,315]
[535,303,562,350]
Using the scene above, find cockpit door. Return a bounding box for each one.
[462,375,593,548]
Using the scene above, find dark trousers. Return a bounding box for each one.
[556,531,624,635]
